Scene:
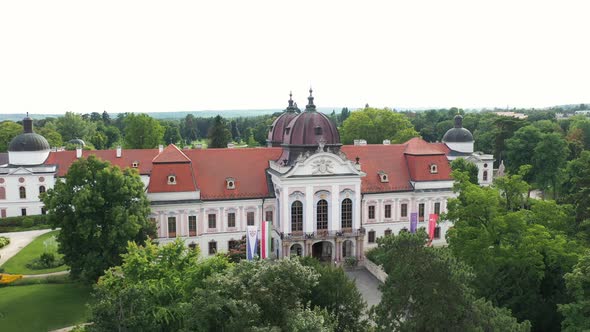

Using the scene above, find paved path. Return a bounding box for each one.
[0,229,54,266]
[22,270,70,278]
[345,267,383,308]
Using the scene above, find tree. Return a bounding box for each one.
[101,110,111,124]
[558,251,590,331]
[339,107,351,125]
[123,113,164,149]
[445,173,582,331]
[0,121,23,151]
[341,107,419,144]
[37,126,63,148]
[370,231,530,331]
[42,156,156,282]
[493,165,531,211]
[451,158,479,184]
[90,240,232,332]
[561,151,590,239]
[56,112,92,142]
[89,131,107,150]
[230,120,241,142]
[163,122,181,145]
[207,115,232,148]
[533,133,568,198]
[505,126,543,176]
[180,114,199,143]
[300,257,369,332]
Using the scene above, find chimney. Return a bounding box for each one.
[359,139,367,146]
[158,145,164,153]
[383,139,390,145]
[76,147,82,158]
[116,146,122,158]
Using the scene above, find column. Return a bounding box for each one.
[331,185,339,231]
[219,207,225,232]
[282,187,289,233]
[305,186,313,233]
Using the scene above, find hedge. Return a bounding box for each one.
[0,215,51,232]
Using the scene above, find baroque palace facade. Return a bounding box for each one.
[0,91,493,261]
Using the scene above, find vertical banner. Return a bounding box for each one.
[410,213,418,233]
[428,214,439,241]
[261,221,272,259]
[246,226,258,260]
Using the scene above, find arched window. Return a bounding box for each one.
[483,170,488,181]
[291,201,303,232]
[316,199,328,230]
[19,186,26,199]
[39,186,46,194]
[0,187,5,200]
[341,198,352,229]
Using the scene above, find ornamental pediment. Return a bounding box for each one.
[283,152,364,178]
[8,167,34,175]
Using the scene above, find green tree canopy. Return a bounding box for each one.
[505,125,543,176]
[451,158,479,184]
[163,122,182,145]
[370,231,530,332]
[533,132,568,198]
[341,107,418,144]
[558,250,590,331]
[56,112,94,142]
[123,113,164,149]
[207,115,232,148]
[42,156,155,282]
[0,121,23,152]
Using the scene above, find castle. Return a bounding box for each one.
[0,91,493,260]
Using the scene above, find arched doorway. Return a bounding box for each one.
[312,241,333,262]
[342,240,354,258]
[290,244,303,257]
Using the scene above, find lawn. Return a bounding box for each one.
[0,283,91,332]
[0,230,68,275]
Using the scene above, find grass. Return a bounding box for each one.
[0,224,52,233]
[0,283,92,332]
[0,230,68,275]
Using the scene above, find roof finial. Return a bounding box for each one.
[305,87,316,111]
[287,91,294,109]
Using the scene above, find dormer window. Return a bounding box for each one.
[132,161,139,168]
[168,175,176,185]
[378,171,389,183]
[285,127,291,135]
[314,126,323,135]
[430,164,438,174]
[226,177,236,190]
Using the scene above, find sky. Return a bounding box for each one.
[0,0,589,115]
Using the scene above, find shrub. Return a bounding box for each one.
[365,247,380,265]
[26,252,64,270]
[344,256,358,267]
[0,236,10,248]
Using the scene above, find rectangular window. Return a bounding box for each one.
[368,205,375,219]
[1,209,6,218]
[247,211,255,226]
[401,203,408,217]
[21,208,27,216]
[228,240,238,251]
[19,187,26,199]
[419,203,425,221]
[168,217,176,238]
[265,210,273,222]
[434,226,441,239]
[384,229,392,236]
[384,204,391,219]
[41,207,46,215]
[208,214,216,229]
[189,216,197,236]
[368,230,376,243]
[434,202,441,215]
[208,241,217,255]
[228,212,236,228]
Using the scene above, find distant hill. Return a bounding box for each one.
[0,107,341,122]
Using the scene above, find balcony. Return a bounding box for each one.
[280,228,363,241]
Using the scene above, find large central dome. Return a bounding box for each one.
[277,89,341,165]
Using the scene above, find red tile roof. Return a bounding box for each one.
[341,145,414,192]
[45,149,160,177]
[148,162,197,193]
[405,155,453,182]
[184,148,282,200]
[152,144,190,163]
[404,137,446,155]
[44,139,453,199]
